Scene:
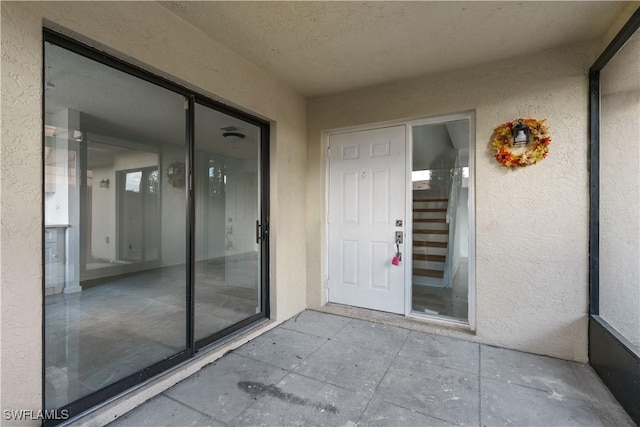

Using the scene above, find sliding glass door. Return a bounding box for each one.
[44,40,188,411]
[43,31,269,424]
[193,102,264,345]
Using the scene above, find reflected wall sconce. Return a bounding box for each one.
[45,66,56,91]
[167,161,186,188]
[99,179,110,189]
[512,119,530,146]
[223,132,245,143]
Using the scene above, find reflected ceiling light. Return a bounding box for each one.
[223,132,245,143]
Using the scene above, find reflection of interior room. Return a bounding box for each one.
[43,42,262,410]
[411,120,469,321]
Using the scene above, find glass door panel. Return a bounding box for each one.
[598,28,640,352]
[411,119,470,322]
[194,102,262,342]
[44,41,187,409]
[43,32,270,418]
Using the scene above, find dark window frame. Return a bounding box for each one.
[588,7,640,425]
[42,28,270,426]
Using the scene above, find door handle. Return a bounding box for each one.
[256,220,261,244]
[393,231,403,264]
[256,220,269,244]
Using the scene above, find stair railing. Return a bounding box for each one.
[444,155,461,287]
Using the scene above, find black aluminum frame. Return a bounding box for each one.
[42,29,270,426]
[588,7,640,425]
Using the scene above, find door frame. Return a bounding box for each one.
[406,112,476,330]
[324,111,476,330]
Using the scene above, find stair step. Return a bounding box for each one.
[413,198,448,202]
[413,208,447,213]
[413,241,448,248]
[413,268,445,278]
[414,229,449,235]
[414,218,446,223]
[413,246,447,255]
[413,254,446,262]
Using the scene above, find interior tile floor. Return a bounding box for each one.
[412,259,469,321]
[109,310,634,427]
[45,258,258,410]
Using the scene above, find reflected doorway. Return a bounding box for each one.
[116,167,160,262]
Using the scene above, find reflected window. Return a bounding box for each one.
[125,171,142,192]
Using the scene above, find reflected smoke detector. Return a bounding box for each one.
[220,126,245,143]
[222,132,245,143]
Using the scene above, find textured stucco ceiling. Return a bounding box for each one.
[160,1,629,97]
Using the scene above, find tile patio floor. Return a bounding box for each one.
[109,310,635,427]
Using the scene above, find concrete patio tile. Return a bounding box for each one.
[568,362,636,427]
[567,362,623,406]
[481,377,604,427]
[357,396,456,426]
[399,330,479,375]
[164,354,287,423]
[280,310,351,339]
[331,318,409,355]
[233,327,328,371]
[231,372,370,427]
[105,311,635,427]
[481,344,589,401]
[376,357,480,426]
[109,394,223,427]
[293,339,395,395]
[589,403,637,427]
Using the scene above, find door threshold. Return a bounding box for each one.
[407,311,470,329]
[315,303,476,339]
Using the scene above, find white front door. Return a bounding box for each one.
[328,126,406,314]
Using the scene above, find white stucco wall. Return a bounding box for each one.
[412,124,455,170]
[307,41,599,362]
[1,1,307,424]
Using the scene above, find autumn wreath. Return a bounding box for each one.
[491,118,551,168]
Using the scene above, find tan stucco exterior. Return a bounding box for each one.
[2,2,307,424]
[306,41,600,363]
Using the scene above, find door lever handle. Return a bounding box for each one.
[256,220,261,244]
